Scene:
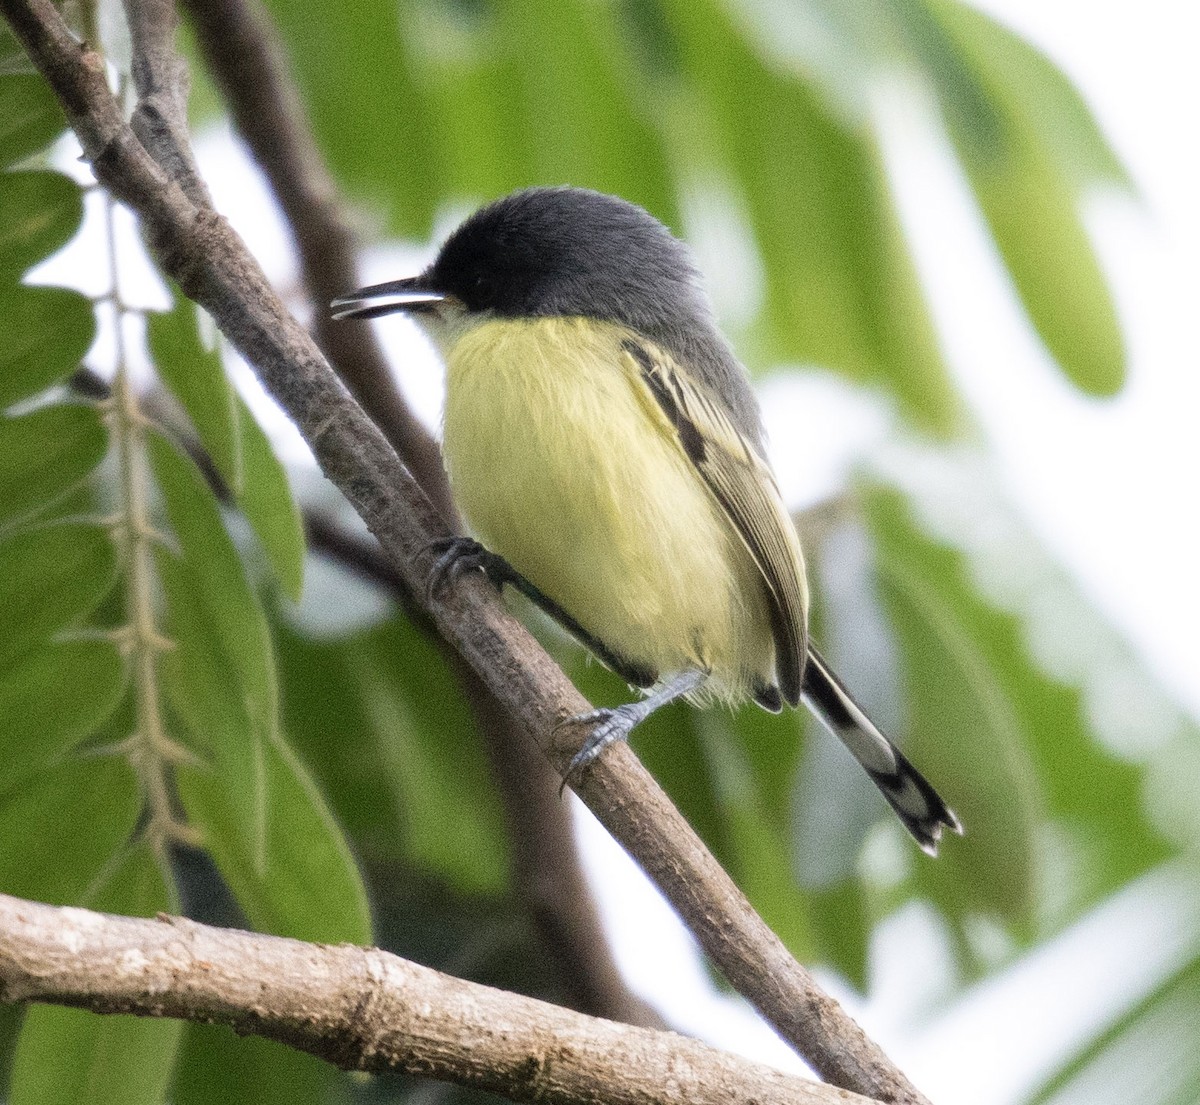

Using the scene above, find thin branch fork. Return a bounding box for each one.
[0,2,930,1102]
[0,894,877,1105]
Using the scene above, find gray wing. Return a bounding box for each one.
[621,337,809,705]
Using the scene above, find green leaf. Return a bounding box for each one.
[866,487,1042,934]
[177,732,372,946]
[875,444,1176,913]
[162,551,372,946]
[263,0,441,235]
[794,0,1128,204]
[496,0,677,224]
[174,1025,339,1105]
[719,0,1126,397]
[0,521,118,668]
[8,847,184,1105]
[962,132,1125,396]
[1027,949,1200,1105]
[999,623,1169,905]
[0,404,107,529]
[923,0,1129,191]
[883,622,1033,934]
[174,20,224,127]
[148,296,243,498]
[148,299,305,599]
[149,435,369,944]
[233,392,305,601]
[0,21,25,67]
[809,879,871,990]
[661,0,960,432]
[0,75,65,168]
[727,697,807,826]
[923,0,1126,396]
[0,1004,21,1095]
[9,1003,179,1105]
[0,170,83,280]
[864,484,1167,954]
[273,615,410,855]
[150,435,277,872]
[697,711,818,961]
[148,433,275,730]
[0,286,96,408]
[156,545,264,836]
[0,639,125,799]
[397,0,531,207]
[352,614,509,892]
[0,756,139,905]
[267,0,677,234]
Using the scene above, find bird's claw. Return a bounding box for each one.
[422,536,500,604]
[556,704,645,795]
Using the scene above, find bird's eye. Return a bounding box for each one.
[472,272,493,299]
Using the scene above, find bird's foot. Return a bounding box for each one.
[556,702,651,794]
[422,536,510,603]
[555,670,708,794]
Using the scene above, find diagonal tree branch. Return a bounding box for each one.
[177,0,448,518]
[0,4,930,1101]
[0,893,877,1105]
[172,0,658,1029]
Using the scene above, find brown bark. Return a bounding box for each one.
[0,893,880,1105]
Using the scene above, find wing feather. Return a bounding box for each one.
[622,338,809,704]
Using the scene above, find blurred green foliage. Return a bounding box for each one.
[1,1,1194,1103]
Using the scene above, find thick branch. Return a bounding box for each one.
[0,4,929,1101]
[0,895,874,1105]
[174,0,654,1027]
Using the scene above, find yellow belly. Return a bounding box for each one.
[440,316,774,699]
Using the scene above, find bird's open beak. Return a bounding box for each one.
[330,277,448,321]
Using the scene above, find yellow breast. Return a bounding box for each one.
[439,316,774,698]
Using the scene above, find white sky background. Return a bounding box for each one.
[28,0,1199,1101]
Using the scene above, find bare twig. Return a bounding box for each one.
[0,4,930,1100]
[0,894,878,1105]
[169,0,663,1029]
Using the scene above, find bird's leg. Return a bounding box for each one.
[558,668,708,791]
[423,537,657,690]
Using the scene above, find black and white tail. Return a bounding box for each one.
[801,646,963,855]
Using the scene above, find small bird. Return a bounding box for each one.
[333,186,961,854]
